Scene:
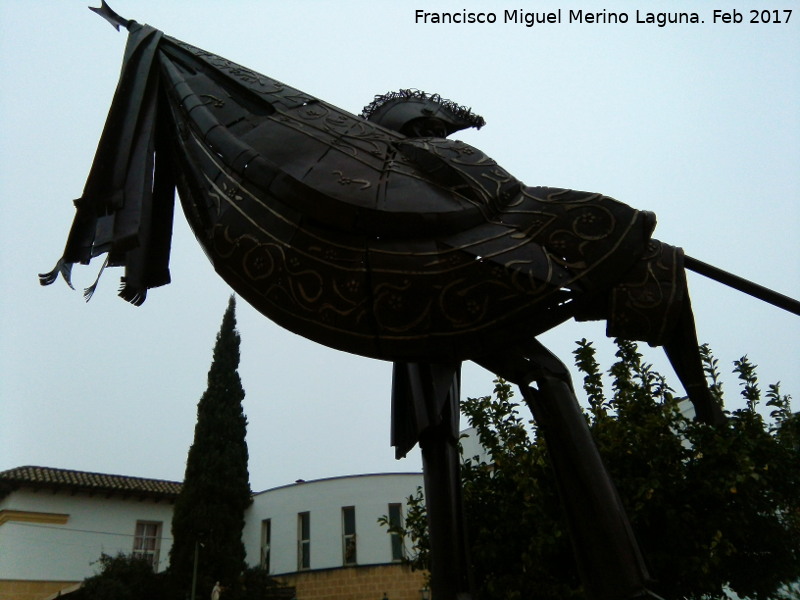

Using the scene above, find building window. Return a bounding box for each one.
[260,519,271,572]
[388,503,404,561]
[132,521,162,569]
[297,512,310,570]
[342,506,357,565]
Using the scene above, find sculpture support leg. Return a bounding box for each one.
[476,340,660,600]
[520,378,656,600]
[420,403,473,600]
[663,300,726,426]
[391,362,473,600]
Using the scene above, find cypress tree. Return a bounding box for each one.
[170,295,251,598]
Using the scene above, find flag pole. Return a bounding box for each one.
[685,255,800,316]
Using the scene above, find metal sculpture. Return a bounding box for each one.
[41,5,800,599]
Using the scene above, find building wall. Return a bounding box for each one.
[0,487,175,582]
[0,580,80,600]
[277,563,428,600]
[244,473,423,574]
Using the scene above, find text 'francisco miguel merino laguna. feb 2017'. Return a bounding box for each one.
[413,8,793,27]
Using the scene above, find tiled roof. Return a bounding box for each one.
[0,466,182,500]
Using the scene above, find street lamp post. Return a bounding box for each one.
[191,540,200,600]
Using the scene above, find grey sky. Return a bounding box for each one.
[1,1,798,492]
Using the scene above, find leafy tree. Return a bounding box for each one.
[582,341,799,600]
[72,553,171,600]
[169,295,251,598]
[389,340,800,600]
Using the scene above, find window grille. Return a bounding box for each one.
[260,519,271,572]
[388,503,404,561]
[342,506,357,565]
[297,512,310,570]
[132,521,162,568]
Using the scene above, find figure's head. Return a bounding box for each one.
[361,89,485,137]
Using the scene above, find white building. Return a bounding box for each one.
[245,473,422,575]
[0,466,426,600]
[0,466,180,600]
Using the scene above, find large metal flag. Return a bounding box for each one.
[41,13,694,365]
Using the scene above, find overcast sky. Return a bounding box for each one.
[1,1,798,492]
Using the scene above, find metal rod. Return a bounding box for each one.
[685,255,800,316]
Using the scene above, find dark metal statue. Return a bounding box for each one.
[41,5,800,599]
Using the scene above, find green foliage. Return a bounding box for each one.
[388,339,800,600]
[74,553,171,600]
[378,486,430,576]
[460,379,580,600]
[170,296,252,598]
